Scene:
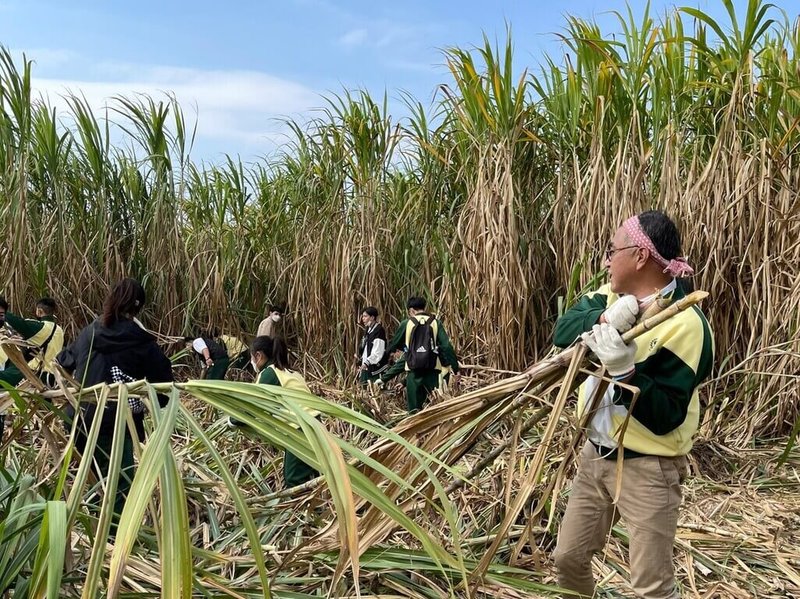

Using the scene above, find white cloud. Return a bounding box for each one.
[26,57,321,159]
[338,28,369,48]
[373,24,417,49]
[11,47,79,70]
[335,18,442,61]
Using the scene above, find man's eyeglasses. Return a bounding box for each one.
[604,244,639,261]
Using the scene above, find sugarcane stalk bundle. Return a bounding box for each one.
[306,291,709,564]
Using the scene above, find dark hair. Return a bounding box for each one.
[363,306,379,318]
[251,335,290,370]
[103,278,146,327]
[638,210,682,261]
[407,296,426,311]
[36,297,57,315]
[0,296,8,311]
[183,336,195,343]
[268,304,284,314]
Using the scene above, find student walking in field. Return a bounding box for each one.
[384,297,460,413]
[247,335,319,488]
[374,349,407,391]
[356,306,389,386]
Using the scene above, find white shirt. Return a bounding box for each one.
[192,338,208,354]
[361,324,386,366]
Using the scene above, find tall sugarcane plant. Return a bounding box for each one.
[1,1,798,435]
[1,0,799,592]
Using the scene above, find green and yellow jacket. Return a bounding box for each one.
[553,283,714,457]
[256,364,320,426]
[220,334,247,359]
[386,313,460,373]
[4,312,65,375]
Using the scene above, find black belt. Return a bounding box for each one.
[590,440,646,460]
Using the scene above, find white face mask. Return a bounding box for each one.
[270,313,281,322]
[251,358,260,372]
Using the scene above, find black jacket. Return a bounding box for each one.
[359,323,389,373]
[58,318,173,438]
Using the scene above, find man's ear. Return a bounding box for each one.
[635,247,650,270]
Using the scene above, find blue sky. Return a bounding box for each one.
[0,0,781,164]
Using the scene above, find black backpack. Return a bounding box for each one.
[406,316,438,371]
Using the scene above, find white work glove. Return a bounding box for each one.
[581,323,637,377]
[602,295,639,333]
[374,378,385,390]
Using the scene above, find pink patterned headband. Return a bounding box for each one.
[622,216,695,278]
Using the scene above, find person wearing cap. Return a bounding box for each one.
[551,210,714,599]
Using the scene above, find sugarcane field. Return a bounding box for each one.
[1,0,799,597]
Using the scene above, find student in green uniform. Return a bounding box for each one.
[551,210,714,599]
[220,333,249,370]
[248,335,319,488]
[375,350,407,390]
[384,297,460,413]
[375,350,455,392]
[184,331,230,380]
[0,296,65,388]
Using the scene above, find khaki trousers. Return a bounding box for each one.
[553,441,687,598]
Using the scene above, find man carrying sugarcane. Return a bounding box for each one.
[551,210,714,599]
[384,296,460,413]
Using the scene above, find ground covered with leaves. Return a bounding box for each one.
[2,362,798,598]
